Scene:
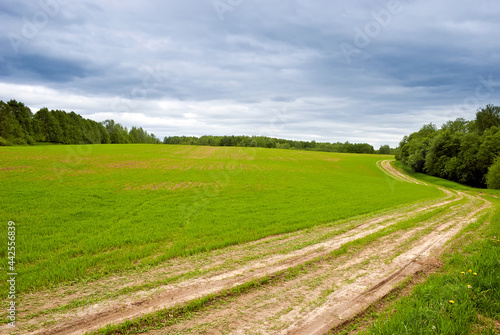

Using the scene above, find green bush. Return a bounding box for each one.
[0,136,10,146]
[486,157,500,189]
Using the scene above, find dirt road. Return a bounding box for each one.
[9,160,491,335]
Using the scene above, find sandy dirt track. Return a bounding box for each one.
[6,160,492,335]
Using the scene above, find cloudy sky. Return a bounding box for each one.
[1,0,499,147]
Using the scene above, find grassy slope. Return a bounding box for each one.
[0,145,441,293]
[362,163,500,335]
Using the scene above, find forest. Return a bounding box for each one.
[397,104,500,189]
[0,99,160,145]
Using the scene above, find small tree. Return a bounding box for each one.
[476,104,500,134]
[379,145,391,155]
[486,157,500,189]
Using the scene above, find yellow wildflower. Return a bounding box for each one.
[449,300,455,304]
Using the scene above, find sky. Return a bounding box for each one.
[1,0,500,148]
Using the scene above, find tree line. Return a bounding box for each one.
[0,100,160,145]
[1,99,393,155]
[164,135,388,154]
[396,104,500,189]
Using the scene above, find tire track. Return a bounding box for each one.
[283,190,489,334]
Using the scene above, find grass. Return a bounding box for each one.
[361,166,500,335]
[0,145,441,294]
[395,161,500,195]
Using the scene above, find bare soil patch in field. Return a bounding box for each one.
[124,181,210,191]
[0,166,31,171]
[106,161,149,169]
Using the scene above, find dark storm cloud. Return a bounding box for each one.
[1,53,94,82]
[1,0,500,147]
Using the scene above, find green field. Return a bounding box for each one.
[0,144,441,293]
